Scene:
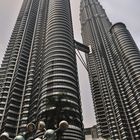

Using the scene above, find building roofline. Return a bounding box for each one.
[110,22,126,33]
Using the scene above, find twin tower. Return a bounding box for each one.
[0,0,83,139]
[0,0,140,140]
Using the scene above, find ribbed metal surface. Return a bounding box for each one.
[0,0,39,137]
[80,0,140,139]
[0,0,84,139]
[110,23,140,139]
[80,0,112,138]
[17,0,49,133]
[37,0,84,139]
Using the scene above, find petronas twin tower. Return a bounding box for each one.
[80,0,140,139]
[0,0,140,140]
[0,0,83,139]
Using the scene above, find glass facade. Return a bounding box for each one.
[80,0,140,139]
[0,0,84,139]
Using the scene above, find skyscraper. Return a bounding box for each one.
[80,0,140,139]
[0,0,84,139]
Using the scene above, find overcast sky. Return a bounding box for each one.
[0,0,140,128]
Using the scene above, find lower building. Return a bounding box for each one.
[85,125,99,140]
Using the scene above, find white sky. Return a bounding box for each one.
[0,0,140,128]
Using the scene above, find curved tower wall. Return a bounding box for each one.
[110,23,140,135]
[0,0,40,137]
[0,0,84,139]
[80,0,112,138]
[38,0,84,139]
[80,0,140,139]
[17,0,49,134]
